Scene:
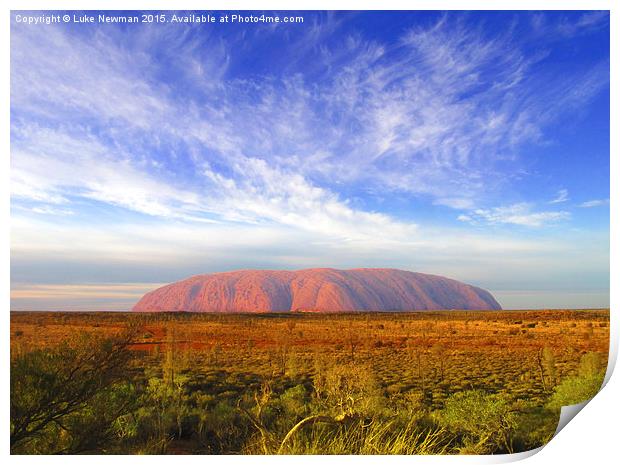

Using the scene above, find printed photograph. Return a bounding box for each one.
[10,10,610,455]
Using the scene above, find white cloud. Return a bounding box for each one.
[11,122,417,243]
[579,199,609,208]
[556,11,609,38]
[549,189,569,204]
[10,24,176,130]
[460,203,570,227]
[9,213,577,279]
[29,206,74,216]
[11,15,608,227]
[11,283,164,300]
[201,157,418,243]
[11,214,609,307]
[11,127,205,221]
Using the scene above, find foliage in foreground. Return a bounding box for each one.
[437,390,516,454]
[10,328,607,455]
[11,330,138,454]
[547,352,606,410]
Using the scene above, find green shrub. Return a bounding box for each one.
[313,361,383,418]
[11,331,137,454]
[512,406,558,452]
[547,352,605,411]
[437,389,516,454]
[279,384,310,418]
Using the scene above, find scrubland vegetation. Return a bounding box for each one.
[10,310,609,454]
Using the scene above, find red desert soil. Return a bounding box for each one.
[132,268,501,313]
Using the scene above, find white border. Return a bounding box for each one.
[3,1,617,463]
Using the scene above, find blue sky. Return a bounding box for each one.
[10,11,610,310]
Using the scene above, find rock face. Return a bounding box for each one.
[132,268,501,313]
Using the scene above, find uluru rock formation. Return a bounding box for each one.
[132,268,501,313]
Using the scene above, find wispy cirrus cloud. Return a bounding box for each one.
[550,189,569,204]
[458,203,570,227]
[11,13,609,231]
[11,126,205,221]
[11,283,164,300]
[531,10,609,39]
[578,199,609,208]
